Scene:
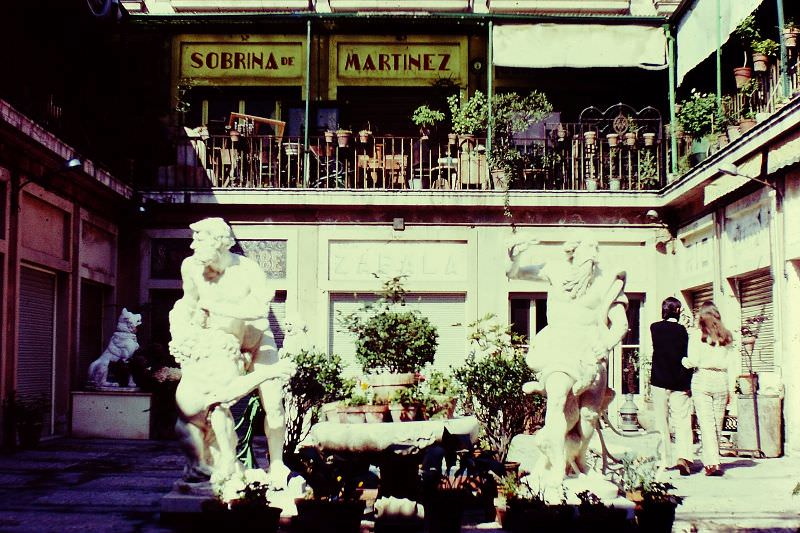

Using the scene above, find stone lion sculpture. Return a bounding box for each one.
[87,308,142,388]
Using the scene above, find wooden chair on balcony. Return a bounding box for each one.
[227,112,286,187]
[383,154,408,188]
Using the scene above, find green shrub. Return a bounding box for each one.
[284,349,348,454]
[677,89,717,137]
[452,315,544,461]
[338,276,438,374]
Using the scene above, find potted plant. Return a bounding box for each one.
[751,38,779,72]
[574,490,629,530]
[419,370,459,419]
[447,90,489,147]
[412,105,446,137]
[293,447,367,533]
[388,385,421,422]
[358,123,372,144]
[677,89,717,165]
[338,276,438,401]
[499,475,575,532]
[487,90,553,188]
[621,456,684,533]
[452,314,544,462]
[201,472,282,531]
[783,19,799,48]
[738,313,768,395]
[638,150,660,190]
[283,349,348,454]
[336,128,353,148]
[338,379,388,423]
[324,130,336,144]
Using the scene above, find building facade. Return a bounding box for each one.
[1,0,799,457]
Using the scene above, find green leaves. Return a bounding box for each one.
[452,315,543,461]
[677,89,717,138]
[338,276,439,374]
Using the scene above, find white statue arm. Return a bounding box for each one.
[206,359,296,408]
[200,259,273,322]
[505,239,548,281]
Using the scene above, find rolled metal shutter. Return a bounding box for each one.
[329,293,466,375]
[268,290,287,350]
[688,283,714,327]
[739,271,775,374]
[18,267,56,434]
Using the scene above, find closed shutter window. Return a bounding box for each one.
[739,271,775,374]
[268,290,287,350]
[18,267,56,434]
[688,284,714,327]
[329,293,466,375]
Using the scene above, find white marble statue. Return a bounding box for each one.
[506,237,628,495]
[87,308,142,388]
[169,217,295,486]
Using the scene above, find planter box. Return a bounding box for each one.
[71,391,152,439]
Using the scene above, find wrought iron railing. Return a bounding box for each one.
[157,122,666,192]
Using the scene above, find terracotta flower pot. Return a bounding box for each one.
[752,53,769,73]
[643,132,656,146]
[733,66,753,88]
[606,133,619,147]
[783,28,799,48]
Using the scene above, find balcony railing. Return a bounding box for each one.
[157,122,666,192]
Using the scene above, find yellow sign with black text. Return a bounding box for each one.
[177,38,304,82]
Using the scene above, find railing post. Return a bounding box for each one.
[487,20,493,159]
[776,0,791,99]
[666,24,678,177]
[303,20,312,188]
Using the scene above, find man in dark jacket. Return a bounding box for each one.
[650,296,694,475]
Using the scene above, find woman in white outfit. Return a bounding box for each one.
[682,301,737,476]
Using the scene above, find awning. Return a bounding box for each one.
[767,129,800,174]
[492,23,666,69]
[704,152,762,205]
[676,0,764,86]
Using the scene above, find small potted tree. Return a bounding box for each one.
[676,89,717,166]
[412,105,446,138]
[738,313,767,395]
[751,38,779,72]
[452,314,544,463]
[338,276,438,402]
[447,90,489,149]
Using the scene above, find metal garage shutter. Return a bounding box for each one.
[739,271,775,374]
[688,284,714,327]
[18,267,56,434]
[268,290,287,350]
[329,293,466,376]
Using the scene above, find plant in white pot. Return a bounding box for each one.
[338,275,438,402]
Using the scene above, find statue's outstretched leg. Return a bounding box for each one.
[175,418,212,482]
[207,405,241,482]
[539,372,575,488]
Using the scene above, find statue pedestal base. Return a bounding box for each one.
[70,390,152,439]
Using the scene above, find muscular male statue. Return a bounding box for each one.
[169,217,294,485]
[506,237,628,491]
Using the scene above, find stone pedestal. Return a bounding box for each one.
[71,390,152,439]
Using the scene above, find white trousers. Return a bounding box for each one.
[691,369,728,467]
[652,385,694,466]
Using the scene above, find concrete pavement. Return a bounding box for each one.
[1,436,799,532]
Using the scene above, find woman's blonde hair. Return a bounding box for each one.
[698,301,733,347]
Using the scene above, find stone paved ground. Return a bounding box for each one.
[1,436,799,532]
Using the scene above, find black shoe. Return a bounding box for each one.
[704,465,723,476]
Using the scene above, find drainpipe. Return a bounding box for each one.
[487,20,493,158]
[666,25,678,176]
[715,0,722,119]
[776,0,790,98]
[303,20,312,187]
